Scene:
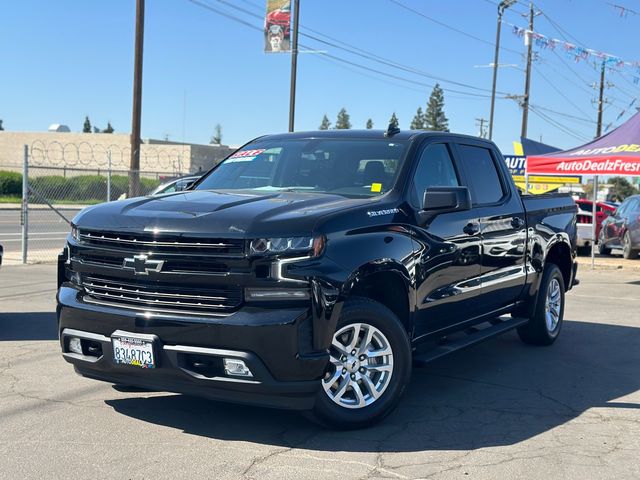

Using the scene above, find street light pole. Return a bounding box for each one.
[129,0,145,198]
[489,0,515,141]
[288,0,300,133]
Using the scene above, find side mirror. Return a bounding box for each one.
[422,186,471,213]
[419,186,472,225]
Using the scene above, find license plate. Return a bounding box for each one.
[112,334,155,369]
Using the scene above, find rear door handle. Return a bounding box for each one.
[463,222,480,236]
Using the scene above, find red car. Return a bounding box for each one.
[575,199,617,238]
[265,2,291,38]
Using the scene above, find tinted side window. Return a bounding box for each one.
[412,144,459,208]
[457,145,505,205]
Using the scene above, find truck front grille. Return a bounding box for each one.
[81,275,243,316]
[78,230,245,256]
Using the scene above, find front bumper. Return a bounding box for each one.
[58,286,328,410]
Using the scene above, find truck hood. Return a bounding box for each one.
[73,189,374,237]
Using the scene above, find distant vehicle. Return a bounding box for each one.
[575,199,616,239]
[265,1,291,38]
[599,194,640,259]
[576,211,594,256]
[150,175,201,196]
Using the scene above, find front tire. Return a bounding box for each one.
[518,263,565,346]
[622,231,638,259]
[307,297,411,429]
[598,231,611,255]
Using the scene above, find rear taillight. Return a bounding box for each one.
[577,215,591,224]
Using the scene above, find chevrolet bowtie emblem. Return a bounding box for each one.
[122,254,164,275]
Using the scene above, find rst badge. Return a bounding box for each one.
[122,255,164,275]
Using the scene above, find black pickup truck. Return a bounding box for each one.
[58,128,578,429]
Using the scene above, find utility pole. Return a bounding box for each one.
[288,0,300,132]
[521,1,534,139]
[596,61,606,138]
[489,0,516,140]
[476,118,488,138]
[129,0,145,197]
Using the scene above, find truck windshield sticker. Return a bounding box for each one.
[227,149,266,163]
[370,183,382,193]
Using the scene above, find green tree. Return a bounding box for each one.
[606,176,639,201]
[365,118,373,129]
[0,119,4,131]
[102,122,114,134]
[83,116,92,133]
[319,114,331,130]
[388,112,399,129]
[410,107,425,130]
[335,108,351,129]
[424,83,449,132]
[210,124,223,144]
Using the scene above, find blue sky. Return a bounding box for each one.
[1,0,639,154]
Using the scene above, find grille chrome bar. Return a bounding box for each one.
[82,296,234,318]
[83,279,229,302]
[80,232,238,249]
[81,275,243,314]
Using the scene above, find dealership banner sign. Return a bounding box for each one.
[527,154,640,176]
[264,1,291,53]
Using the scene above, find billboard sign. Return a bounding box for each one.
[265,1,291,53]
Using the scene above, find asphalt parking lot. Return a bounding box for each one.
[1,265,639,479]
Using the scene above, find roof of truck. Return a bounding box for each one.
[262,129,495,144]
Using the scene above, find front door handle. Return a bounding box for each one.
[511,217,525,229]
[463,222,480,236]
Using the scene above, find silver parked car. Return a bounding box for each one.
[598,194,640,259]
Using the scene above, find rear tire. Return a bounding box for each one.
[518,263,565,346]
[598,231,611,255]
[307,297,411,430]
[622,232,638,259]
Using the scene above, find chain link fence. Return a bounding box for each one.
[1,143,189,264]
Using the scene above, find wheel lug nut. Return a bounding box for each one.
[359,367,365,373]
[359,355,365,361]
[342,368,347,374]
[350,373,356,380]
[341,355,347,362]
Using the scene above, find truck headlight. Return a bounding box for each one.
[250,235,325,257]
[71,226,80,242]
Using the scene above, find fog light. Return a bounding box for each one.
[223,358,253,378]
[68,337,83,355]
[245,288,309,301]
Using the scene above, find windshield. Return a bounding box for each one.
[195,138,409,198]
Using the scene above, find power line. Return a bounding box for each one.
[528,106,592,142]
[533,65,593,119]
[387,0,522,56]
[190,0,503,98]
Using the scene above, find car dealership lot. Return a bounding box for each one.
[1,265,639,479]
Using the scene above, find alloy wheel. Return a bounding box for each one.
[322,323,394,409]
[545,278,562,332]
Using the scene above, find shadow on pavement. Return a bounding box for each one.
[0,312,58,341]
[104,319,640,452]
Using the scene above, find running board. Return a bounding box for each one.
[412,317,529,367]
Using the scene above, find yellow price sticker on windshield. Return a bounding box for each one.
[371,183,382,193]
